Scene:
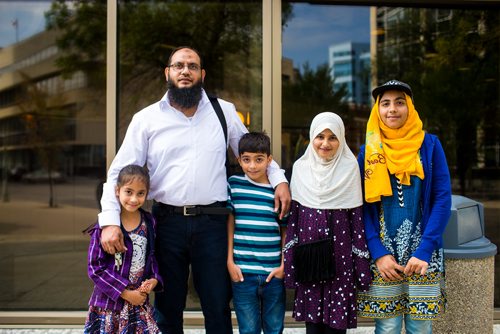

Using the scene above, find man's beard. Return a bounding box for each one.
[168,79,203,109]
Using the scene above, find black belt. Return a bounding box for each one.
[156,201,230,216]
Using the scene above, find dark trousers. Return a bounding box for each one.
[305,322,346,334]
[152,204,232,334]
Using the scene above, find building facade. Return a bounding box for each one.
[0,29,105,180]
[329,41,371,106]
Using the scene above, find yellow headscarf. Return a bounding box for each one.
[364,93,425,203]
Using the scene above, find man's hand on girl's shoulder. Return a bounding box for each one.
[101,225,127,254]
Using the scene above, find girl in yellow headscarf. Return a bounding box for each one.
[356,80,452,334]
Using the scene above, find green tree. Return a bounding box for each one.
[375,8,500,195]
[46,1,294,139]
[281,62,350,169]
[420,10,500,195]
[45,0,107,87]
[282,62,349,128]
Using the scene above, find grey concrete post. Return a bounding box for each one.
[433,257,495,334]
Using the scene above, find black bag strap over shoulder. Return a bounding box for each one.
[208,95,228,145]
[208,95,230,176]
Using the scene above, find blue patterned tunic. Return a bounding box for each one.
[357,175,446,320]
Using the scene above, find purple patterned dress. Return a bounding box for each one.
[283,201,372,330]
[84,220,160,334]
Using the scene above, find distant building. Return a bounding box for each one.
[0,29,105,178]
[282,57,298,84]
[329,41,371,106]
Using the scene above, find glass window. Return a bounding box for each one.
[116,0,263,310]
[282,2,500,307]
[0,1,106,310]
[1,0,499,317]
[116,1,263,143]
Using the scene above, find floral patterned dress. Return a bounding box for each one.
[283,201,372,330]
[84,220,160,334]
[357,175,446,320]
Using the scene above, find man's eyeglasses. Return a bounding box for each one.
[168,62,201,72]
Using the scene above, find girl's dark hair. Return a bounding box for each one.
[117,165,150,191]
[238,131,271,156]
[167,46,203,68]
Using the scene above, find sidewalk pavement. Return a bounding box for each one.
[0,328,375,333]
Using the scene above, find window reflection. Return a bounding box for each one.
[282,2,500,307]
[117,0,263,310]
[0,1,105,310]
[281,4,371,177]
[116,1,263,142]
[0,0,498,315]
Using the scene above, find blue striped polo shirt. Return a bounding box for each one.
[227,175,287,274]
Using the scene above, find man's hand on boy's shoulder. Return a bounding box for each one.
[274,182,291,220]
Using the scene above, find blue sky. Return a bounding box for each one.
[0,1,52,48]
[282,4,370,71]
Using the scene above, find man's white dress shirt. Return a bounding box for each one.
[99,90,287,227]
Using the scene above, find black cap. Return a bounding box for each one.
[372,80,413,100]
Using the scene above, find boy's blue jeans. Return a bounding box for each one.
[231,273,285,334]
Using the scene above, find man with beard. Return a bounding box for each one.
[98,46,291,334]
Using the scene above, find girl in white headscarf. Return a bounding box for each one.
[283,112,372,334]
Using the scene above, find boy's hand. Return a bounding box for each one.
[227,261,244,282]
[138,278,158,294]
[266,264,284,282]
[121,289,147,306]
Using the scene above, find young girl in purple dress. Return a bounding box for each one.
[283,112,372,334]
[84,165,163,333]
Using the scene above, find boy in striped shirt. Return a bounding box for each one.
[227,131,287,334]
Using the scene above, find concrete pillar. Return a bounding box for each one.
[433,257,495,334]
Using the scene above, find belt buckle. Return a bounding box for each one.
[183,205,197,216]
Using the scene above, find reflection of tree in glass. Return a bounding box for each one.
[46,1,293,140]
[281,63,351,173]
[375,8,500,196]
[17,72,73,208]
[282,62,349,128]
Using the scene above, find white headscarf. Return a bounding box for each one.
[291,112,363,209]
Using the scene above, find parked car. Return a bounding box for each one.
[9,166,27,181]
[21,170,66,183]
